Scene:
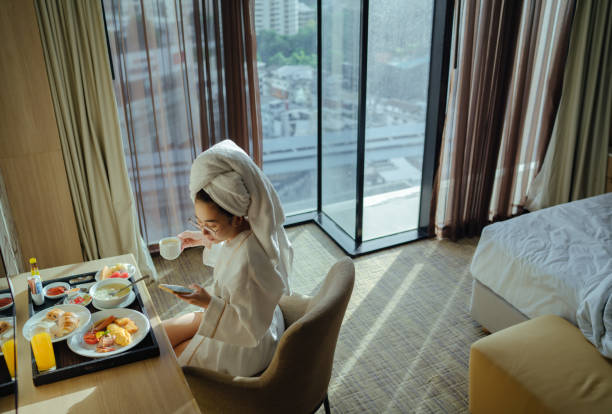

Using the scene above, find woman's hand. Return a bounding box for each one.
[175,283,211,309]
[177,230,205,249]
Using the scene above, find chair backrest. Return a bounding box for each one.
[260,257,355,411]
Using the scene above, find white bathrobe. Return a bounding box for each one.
[177,230,286,376]
[182,139,292,376]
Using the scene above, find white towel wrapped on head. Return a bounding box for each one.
[189,139,292,294]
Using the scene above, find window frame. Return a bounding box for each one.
[284,0,455,257]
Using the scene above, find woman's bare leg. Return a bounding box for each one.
[163,312,202,348]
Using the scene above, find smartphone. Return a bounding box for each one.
[158,284,194,295]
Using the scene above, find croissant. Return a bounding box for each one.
[52,313,79,337]
[46,309,65,321]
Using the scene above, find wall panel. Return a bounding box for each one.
[0,0,83,270]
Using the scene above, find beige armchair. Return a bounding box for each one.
[183,257,355,414]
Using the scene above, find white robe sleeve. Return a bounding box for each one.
[196,236,285,347]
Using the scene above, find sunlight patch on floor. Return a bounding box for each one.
[384,269,467,412]
[342,249,403,321]
[337,262,424,382]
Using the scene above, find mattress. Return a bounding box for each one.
[470,193,612,327]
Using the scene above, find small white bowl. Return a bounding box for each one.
[43,282,71,299]
[63,292,93,307]
[89,279,133,309]
[0,293,13,311]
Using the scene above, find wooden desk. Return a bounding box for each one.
[13,255,200,413]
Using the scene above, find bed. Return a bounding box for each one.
[470,192,612,357]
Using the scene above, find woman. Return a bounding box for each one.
[163,140,293,377]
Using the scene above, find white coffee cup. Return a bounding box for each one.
[159,236,182,260]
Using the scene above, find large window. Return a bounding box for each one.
[363,0,433,240]
[256,0,451,254]
[255,0,318,215]
[320,0,360,238]
[103,0,450,254]
[104,0,200,245]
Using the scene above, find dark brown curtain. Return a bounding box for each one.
[193,0,263,166]
[433,0,575,239]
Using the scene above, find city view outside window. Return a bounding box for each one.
[363,0,432,240]
[256,0,433,241]
[320,0,360,238]
[255,0,318,215]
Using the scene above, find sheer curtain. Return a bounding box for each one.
[525,0,612,209]
[104,0,262,246]
[434,0,575,239]
[35,0,156,277]
[104,0,200,246]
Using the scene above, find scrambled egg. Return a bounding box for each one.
[115,317,139,334]
[107,323,131,346]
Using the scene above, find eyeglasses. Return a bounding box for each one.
[188,216,218,235]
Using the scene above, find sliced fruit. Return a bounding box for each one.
[100,265,112,280]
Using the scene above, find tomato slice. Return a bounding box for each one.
[83,332,99,345]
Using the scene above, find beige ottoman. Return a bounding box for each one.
[469,315,612,413]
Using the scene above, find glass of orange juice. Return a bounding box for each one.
[1,339,15,379]
[31,332,56,372]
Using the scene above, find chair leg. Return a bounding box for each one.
[324,394,331,414]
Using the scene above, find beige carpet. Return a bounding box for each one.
[149,223,485,413]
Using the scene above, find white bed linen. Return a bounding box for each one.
[471,193,612,356]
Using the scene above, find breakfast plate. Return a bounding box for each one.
[0,293,13,311]
[43,282,71,299]
[67,308,150,358]
[94,263,136,282]
[22,304,91,343]
[91,290,136,311]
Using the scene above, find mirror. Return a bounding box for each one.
[0,267,16,412]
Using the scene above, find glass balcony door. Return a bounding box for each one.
[256,0,453,255]
[320,0,361,239]
[362,0,433,241]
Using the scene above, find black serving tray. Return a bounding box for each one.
[0,287,16,397]
[27,271,160,386]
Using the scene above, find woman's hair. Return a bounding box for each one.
[195,189,234,218]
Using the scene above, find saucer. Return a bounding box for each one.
[91,290,136,311]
